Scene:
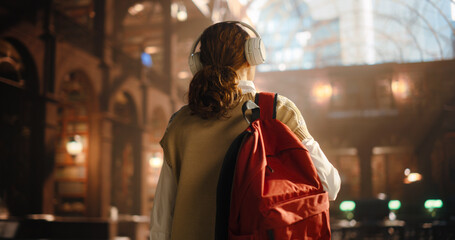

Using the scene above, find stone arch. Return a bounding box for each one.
[52,69,98,216]
[0,37,42,216]
[57,69,97,110]
[109,77,143,127]
[0,37,39,92]
[110,89,143,215]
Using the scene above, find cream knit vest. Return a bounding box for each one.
[160,93,311,240]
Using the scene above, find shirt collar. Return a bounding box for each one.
[238,80,256,94]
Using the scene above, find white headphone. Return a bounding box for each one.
[188,21,266,75]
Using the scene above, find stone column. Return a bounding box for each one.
[94,0,112,218]
[358,144,373,198]
[162,0,178,111]
[99,117,113,218]
[41,99,59,214]
[40,0,58,214]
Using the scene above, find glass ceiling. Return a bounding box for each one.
[227,0,455,72]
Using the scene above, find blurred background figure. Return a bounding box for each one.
[0,0,455,239]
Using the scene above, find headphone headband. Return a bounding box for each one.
[188,21,266,75]
[189,21,262,56]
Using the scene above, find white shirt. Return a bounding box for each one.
[150,80,341,240]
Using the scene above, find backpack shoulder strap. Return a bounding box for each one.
[255,92,278,120]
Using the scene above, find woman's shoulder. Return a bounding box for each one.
[270,93,312,140]
[164,105,192,131]
[253,92,301,117]
[275,94,299,111]
[169,105,190,122]
[160,105,190,145]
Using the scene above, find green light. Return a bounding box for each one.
[340,201,356,212]
[388,200,401,210]
[425,199,443,209]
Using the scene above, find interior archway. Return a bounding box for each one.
[53,70,95,216]
[111,91,142,215]
[0,38,41,216]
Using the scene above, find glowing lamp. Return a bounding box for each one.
[404,172,422,184]
[391,79,410,99]
[128,3,145,15]
[171,1,188,22]
[149,153,163,169]
[312,83,333,104]
[388,200,401,211]
[177,9,188,21]
[172,2,187,22]
[66,135,83,156]
[144,46,159,54]
[340,201,356,212]
[425,199,443,210]
[177,71,191,79]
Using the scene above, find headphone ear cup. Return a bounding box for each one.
[188,52,203,75]
[245,38,266,66]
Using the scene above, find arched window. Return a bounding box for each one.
[229,0,455,71]
[0,39,25,85]
[240,0,343,71]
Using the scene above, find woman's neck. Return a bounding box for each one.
[236,65,256,81]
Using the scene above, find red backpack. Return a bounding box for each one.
[216,92,331,240]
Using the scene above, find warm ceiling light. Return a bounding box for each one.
[129,3,145,15]
[171,2,188,21]
[177,6,187,21]
[133,3,144,12]
[178,70,191,79]
[177,10,188,21]
[145,46,159,54]
[391,78,410,99]
[312,82,333,104]
[404,172,422,184]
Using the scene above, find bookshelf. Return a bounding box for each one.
[54,104,89,216]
